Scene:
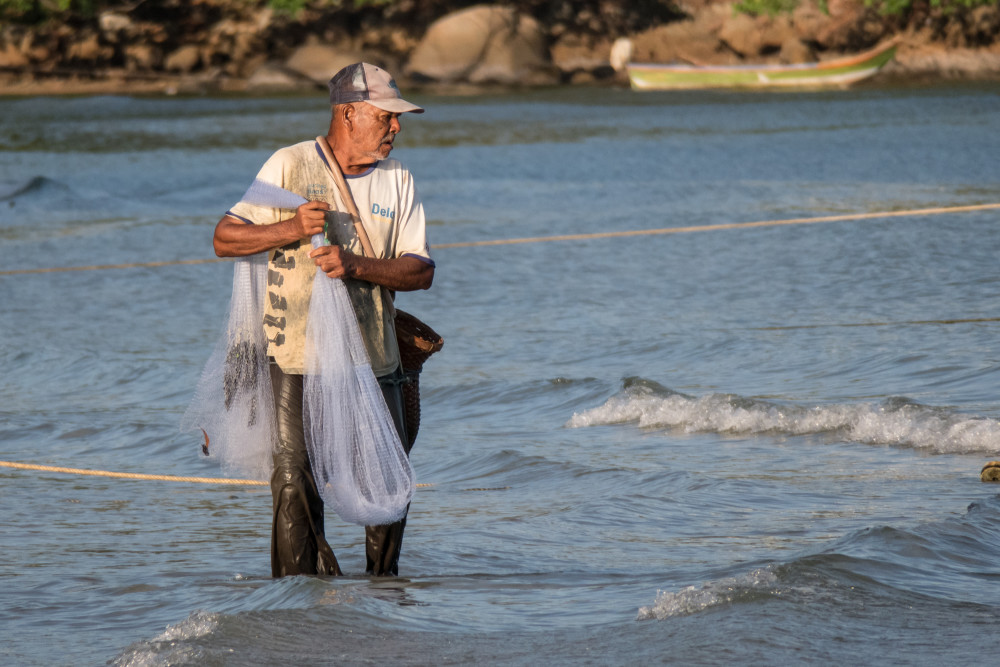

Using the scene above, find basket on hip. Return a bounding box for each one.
[395,309,443,448]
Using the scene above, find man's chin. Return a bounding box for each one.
[364,147,392,161]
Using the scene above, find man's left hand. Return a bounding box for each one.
[309,244,357,280]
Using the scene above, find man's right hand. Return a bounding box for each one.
[292,201,331,238]
[213,200,332,258]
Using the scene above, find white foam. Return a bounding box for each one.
[153,610,220,642]
[112,611,220,667]
[568,385,1000,455]
[637,567,779,620]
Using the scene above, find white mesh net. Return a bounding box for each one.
[304,233,413,525]
[180,252,276,481]
[181,178,413,525]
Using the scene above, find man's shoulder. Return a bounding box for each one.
[270,140,319,162]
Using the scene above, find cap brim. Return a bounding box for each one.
[367,98,424,114]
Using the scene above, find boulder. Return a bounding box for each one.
[0,39,28,68]
[407,5,511,81]
[968,5,1000,45]
[892,43,1000,80]
[814,0,868,50]
[551,33,614,75]
[630,20,734,66]
[284,43,367,85]
[98,11,134,41]
[779,37,814,64]
[207,18,265,76]
[759,15,797,52]
[246,61,318,92]
[720,12,796,58]
[791,0,828,44]
[469,13,555,85]
[719,12,761,56]
[125,43,162,71]
[406,5,554,85]
[690,2,732,36]
[66,32,112,62]
[19,31,50,63]
[164,44,202,73]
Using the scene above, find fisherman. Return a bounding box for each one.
[212,62,434,577]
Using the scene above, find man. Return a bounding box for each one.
[213,62,434,577]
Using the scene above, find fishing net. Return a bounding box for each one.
[303,232,413,525]
[180,251,276,481]
[182,178,413,525]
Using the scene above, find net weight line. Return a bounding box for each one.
[0,460,266,485]
[0,460,436,488]
[2,202,998,277]
[0,461,517,491]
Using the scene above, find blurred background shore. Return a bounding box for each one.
[1,0,998,97]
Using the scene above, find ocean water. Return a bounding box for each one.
[2,82,1000,665]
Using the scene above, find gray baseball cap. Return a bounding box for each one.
[328,62,424,114]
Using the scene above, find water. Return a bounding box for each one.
[2,82,1000,665]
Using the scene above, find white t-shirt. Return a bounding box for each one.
[227,139,433,375]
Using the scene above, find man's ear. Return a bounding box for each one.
[341,103,356,130]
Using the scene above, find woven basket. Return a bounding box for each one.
[395,309,443,448]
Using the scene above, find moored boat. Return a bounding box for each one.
[627,39,900,91]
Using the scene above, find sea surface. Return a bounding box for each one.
[2,81,1000,666]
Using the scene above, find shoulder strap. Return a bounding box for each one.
[315,136,377,259]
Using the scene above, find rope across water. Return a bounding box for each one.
[2,202,996,486]
[0,461,517,490]
[2,202,998,277]
[0,460,268,485]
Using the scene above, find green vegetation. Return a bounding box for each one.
[733,0,805,17]
[1,0,95,21]
[1,0,97,22]
[0,0,391,23]
[733,0,996,17]
[865,0,996,14]
[265,0,392,15]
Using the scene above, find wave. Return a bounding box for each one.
[637,567,781,620]
[0,175,60,202]
[567,377,1000,456]
[639,494,1000,621]
[0,174,119,214]
[113,610,220,666]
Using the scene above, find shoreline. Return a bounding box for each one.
[2,55,996,98]
[2,0,998,98]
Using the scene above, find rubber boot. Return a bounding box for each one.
[365,369,412,576]
[269,364,342,577]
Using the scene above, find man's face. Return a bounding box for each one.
[353,103,402,161]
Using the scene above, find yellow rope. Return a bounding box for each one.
[0,460,435,488]
[1,202,997,276]
[753,317,1000,331]
[433,202,1000,248]
[0,460,265,485]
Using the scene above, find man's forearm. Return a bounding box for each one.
[213,216,305,257]
[351,255,434,292]
[217,215,434,290]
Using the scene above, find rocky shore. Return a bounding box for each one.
[1,0,998,96]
